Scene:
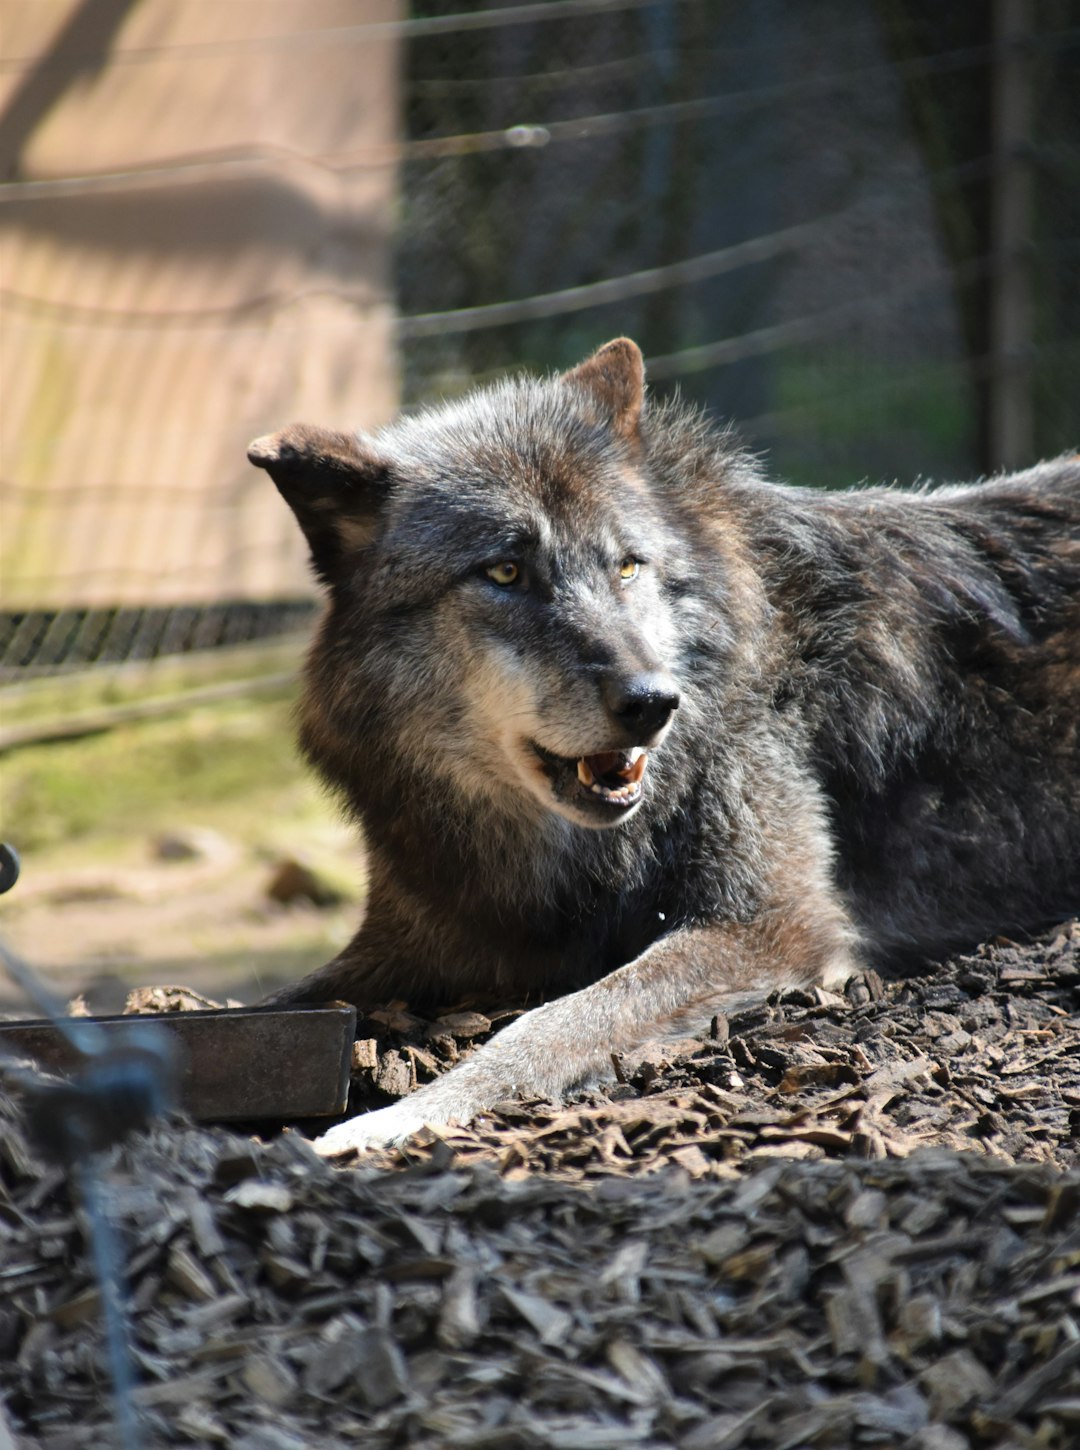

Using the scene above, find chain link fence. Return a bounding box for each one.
[2,0,1077,704]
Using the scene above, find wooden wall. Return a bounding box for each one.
[1,1,401,609]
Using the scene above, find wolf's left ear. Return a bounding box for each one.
[562,337,645,441]
[248,423,389,585]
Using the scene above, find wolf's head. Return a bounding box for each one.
[249,340,729,832]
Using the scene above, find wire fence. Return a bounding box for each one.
[1,0,1077,700]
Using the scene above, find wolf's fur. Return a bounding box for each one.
[248,339,1080,1154]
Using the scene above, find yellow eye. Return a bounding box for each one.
[486,561,520,587]
[619,558,640,581]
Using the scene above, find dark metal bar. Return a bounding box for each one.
[989,0,1034,468]
[0,1003,356,1121]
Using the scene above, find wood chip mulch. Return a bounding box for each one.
[1,924,1079,1448]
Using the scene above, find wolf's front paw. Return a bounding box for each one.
[313,1100,438,1157]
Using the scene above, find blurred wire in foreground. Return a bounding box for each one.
[0,844,178,1450]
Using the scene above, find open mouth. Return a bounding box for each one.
[532,743,649,814]
[576,747,649,801]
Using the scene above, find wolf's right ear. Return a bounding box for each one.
[248,423,389,584]
[562,337,645,441]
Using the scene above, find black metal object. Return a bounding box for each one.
[0,1002,356,1121]
[0,842,177,1450]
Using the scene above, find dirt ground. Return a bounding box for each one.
[0,690,362,1017]
[2,921,1079,1448]
[0,839,358,1017]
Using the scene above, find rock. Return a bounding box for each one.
[265,856,346,908]
[153,827,236,865]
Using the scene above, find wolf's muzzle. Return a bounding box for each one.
[602,673,680,740]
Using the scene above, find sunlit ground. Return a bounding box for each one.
[0,693,364,1014]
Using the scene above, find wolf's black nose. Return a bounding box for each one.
[604,675,680,738]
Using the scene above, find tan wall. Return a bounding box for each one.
[0,1,400,609]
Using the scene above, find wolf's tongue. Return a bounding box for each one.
[585,751,623,778]
[578,749,649,787]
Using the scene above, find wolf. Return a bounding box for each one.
[248,338,1080,1155]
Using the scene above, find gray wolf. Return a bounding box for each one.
[247,338,1080,1155]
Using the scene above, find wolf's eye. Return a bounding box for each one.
[619,558,640,581]
[486,561,520,587]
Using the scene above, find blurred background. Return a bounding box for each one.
[2,0,1078,1010]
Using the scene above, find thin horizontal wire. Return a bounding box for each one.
[417,20,1073,93]
[412,51,664,94]
[6,269,991,574]
[0,285,386,327]
[0,219,823,329]
[408,12,893,93]
[398,163,999,336]
[645,254,993,380]
[0,0,687,74]
[398,218,836,338]
[2,158,997,330]
[5,539,314,588]
[0,672,301,751]
[0,41,1000,200]
[5,366,991,516]
[1,478,269,501]
[406,31,830,93]
[5,10,1074,81]
[0,144,342,201]
[397,39,998,156]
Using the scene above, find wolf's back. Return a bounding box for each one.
[803,454,1080,964]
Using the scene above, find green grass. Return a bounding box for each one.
[1,690,341,862]
[0,637,306,735]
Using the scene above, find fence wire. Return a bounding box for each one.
[1,0,1077,687]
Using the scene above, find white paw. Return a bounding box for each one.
[313,1100,435,1157]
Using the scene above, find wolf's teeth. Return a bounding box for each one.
[617,750,649,784]
[590,781,641,802]
[577,759,595,787]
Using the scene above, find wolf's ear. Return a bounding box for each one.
[562,337,645,441]
[248,423,389,584]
